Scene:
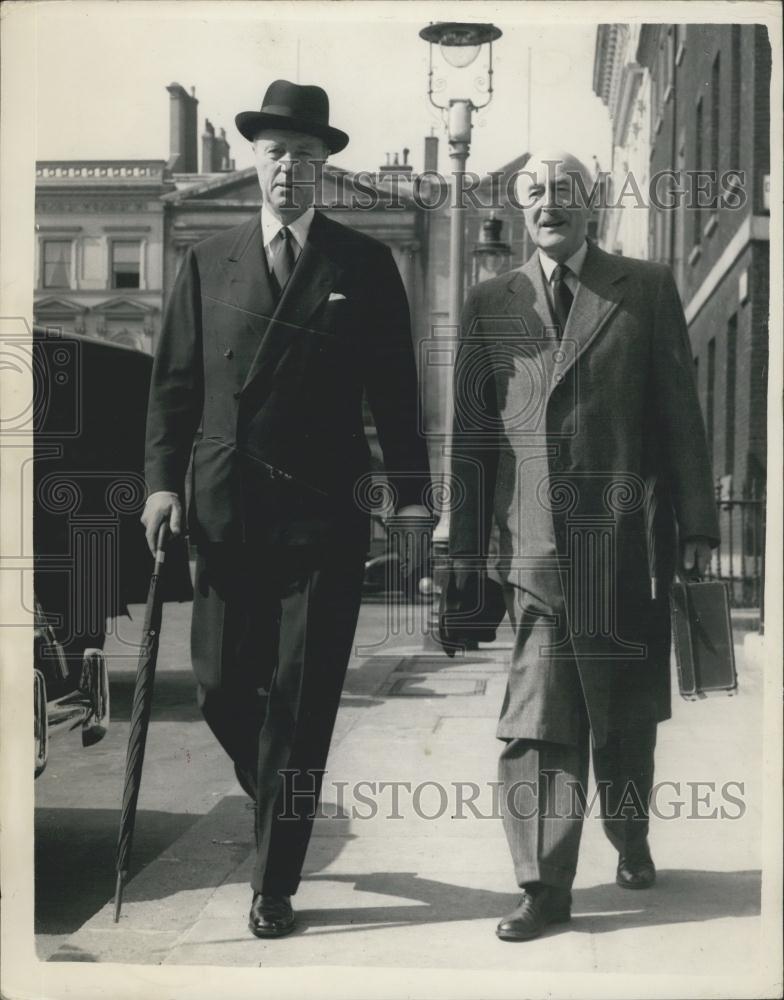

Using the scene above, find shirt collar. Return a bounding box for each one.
[260,205,315,252]
[538,239,589,283]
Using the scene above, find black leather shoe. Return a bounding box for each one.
[616,855,656,889]
[248,893,296,938]
[496,884,572,942]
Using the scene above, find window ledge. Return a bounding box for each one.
[703,213,719,238]
[688,245,702,266]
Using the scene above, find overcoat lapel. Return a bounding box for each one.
[560,243,627,370]
[241,211,342,395]
[507,244,628,392]
[504,254,551,338]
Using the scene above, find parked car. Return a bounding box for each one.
[33,596,109,777]
[32,325,192,776]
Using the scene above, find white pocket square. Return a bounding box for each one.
[328,292,346,301]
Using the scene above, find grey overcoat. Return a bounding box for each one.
[447,242,719,746]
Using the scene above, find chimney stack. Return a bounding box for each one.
[215,127,232,171]
[424,131,438,173]
[167,82,198,173]
[378,149,413,180]
[202,118,215,173]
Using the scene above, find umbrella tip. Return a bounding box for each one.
[113,872,125,923]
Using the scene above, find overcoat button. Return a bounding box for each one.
[224,348,234,359]
[233,390,241,399]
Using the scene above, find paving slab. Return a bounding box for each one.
[49,621,767,987]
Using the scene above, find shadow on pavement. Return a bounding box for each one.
[108,670,201,723]
[108,670,385,721]
[295,868,760,936]
[35,806,200,940]
[570,868,761,932]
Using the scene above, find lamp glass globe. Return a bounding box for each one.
[440,41,480,68]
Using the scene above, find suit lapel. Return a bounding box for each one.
[219,216,276,338]
[241,211,343,395]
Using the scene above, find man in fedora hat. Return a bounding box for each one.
[142,80,431,938]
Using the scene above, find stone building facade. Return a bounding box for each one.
[33,160,171,352]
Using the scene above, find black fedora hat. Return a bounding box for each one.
[235,79,349,153]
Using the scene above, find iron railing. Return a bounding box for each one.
[707,480,766,620]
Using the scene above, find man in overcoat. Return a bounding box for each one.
[441,151,718,941]
[142,80,430,938]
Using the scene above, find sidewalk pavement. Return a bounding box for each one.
[49,600,766,978]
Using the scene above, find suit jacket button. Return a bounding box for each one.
[224,348,234,359]
[233,390,241,400]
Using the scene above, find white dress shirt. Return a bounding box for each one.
[260,204,315,271]
[537,239,588,307]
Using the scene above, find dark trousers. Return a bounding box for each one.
[498,665,657,891]
[191,539,365,896]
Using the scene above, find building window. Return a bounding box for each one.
[675,128,687,284]
[730,26,742,174]
[663,27,675,101]
[725,314,737,475]
[706,336,716,464]
[675,23,686,64]
[42,239,72,289]
[693,97,703,248]
[710,52,721,212]
[111,240,141,289]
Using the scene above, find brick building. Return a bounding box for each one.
[594,23,771,599]
[643,24,769,496]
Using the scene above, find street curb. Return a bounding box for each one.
[49,795,255,964]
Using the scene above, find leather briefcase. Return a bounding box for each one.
[670,580,738,699]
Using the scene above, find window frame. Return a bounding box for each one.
[40,238,74,290]
[108,238,142,291]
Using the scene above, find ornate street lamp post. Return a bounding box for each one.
[419,22,502,332]
[417,21,502,640]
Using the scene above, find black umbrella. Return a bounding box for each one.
[113,522,169,922]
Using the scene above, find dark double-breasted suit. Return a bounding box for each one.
[145,210,430,895]
[447,241,718,888]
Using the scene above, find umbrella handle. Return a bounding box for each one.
[154,520,169,563]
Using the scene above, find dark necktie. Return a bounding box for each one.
[552,263,574,336]
[272,226,295,296]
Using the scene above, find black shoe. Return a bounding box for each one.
[616,854,656,889]
[248,893,296,938]
[496,884,572,942]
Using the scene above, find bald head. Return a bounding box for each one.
[518,149,594,263]
[525,150,594,191]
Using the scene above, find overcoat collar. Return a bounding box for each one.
[221,211,343,397]
[506,241,628,385]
